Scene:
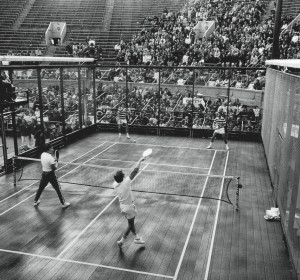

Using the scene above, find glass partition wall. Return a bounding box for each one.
[94,65,264,137]
[0,64,264,168]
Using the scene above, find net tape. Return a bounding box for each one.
[14,156,240,206]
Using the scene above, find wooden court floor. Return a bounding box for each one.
[0,132,295,280]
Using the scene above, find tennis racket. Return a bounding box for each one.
[55,150,59,161]
[142,148,152,157]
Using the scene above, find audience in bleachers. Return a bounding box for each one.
[109,0,299,86]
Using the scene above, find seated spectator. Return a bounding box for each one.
[149,114,158,126]
[140,113,149,125]
[181,115,192,128]
[192,118,202,129]
[85,117,93,126]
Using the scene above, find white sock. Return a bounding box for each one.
[120,236,126,242]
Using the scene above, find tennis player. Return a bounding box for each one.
[113,156,146,248]
[117,103,130,139]
[33,143,70,208]
[206,112,229,150]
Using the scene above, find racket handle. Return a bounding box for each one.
[12,156,17,187]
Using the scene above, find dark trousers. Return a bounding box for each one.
[123,217,136,238]
[34,171,65,204]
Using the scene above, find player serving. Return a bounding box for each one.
[206,112,229,150]
[113,155,148,248]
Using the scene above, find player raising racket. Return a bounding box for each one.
[33,143,70,208]
[113,156,146,248]
[117,103,130,139]
[206,112,229,150]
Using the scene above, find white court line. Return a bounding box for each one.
[57,159,148,258]
[0,248,173,279]
[140,169,220,177]
[57,196,118,258]
[203,150,230,280]
[115,142,226,152]
[72,163,228,178]
[94,158,210,170]
[0,142,108,204]
[0,143,116,216]
[173,149,217,280]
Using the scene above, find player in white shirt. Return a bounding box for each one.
[113,156,146,248]
[33,143,70,208]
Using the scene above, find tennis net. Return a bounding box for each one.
[13,156,241,209]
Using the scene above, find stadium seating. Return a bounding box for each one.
[0,0,299,65]
[282,0,300,17]
[0,0,184,62]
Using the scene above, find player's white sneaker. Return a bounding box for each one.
[62,202,70,209]
[119,133,121,138]
[117,236,126,248]
[206,145,212,149]
[34,200,40,207]
[126,134,130,139]
[226,144,229,150]
[134,236,145,245]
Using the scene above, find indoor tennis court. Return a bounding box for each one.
[0,132,293,280]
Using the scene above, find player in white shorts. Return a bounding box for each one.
[113,156,146,248]
[206,113,229,150]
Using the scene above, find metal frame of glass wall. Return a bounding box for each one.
[0,64,265,172]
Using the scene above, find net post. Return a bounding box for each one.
[235,177,242,211]
[12,156,17,187]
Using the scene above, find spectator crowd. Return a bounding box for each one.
[115,0,300,66]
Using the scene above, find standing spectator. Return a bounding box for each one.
[29,118,38,148]
[34,124,45,152]
[20,119,31,149]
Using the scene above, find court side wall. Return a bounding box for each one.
[262,68,300,280]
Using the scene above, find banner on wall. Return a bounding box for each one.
[193,21,215,39]
[45,22,67,46]
[183,97,205,108]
